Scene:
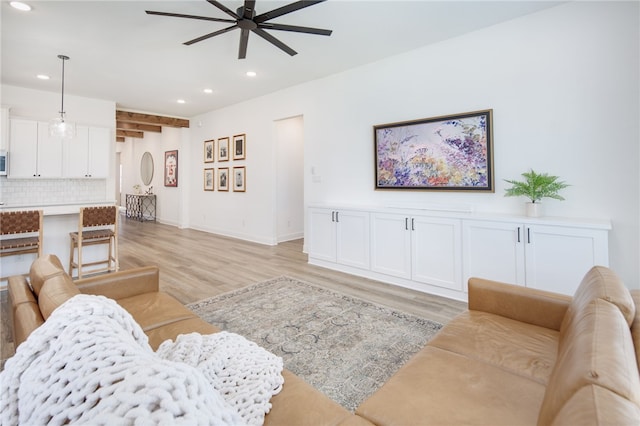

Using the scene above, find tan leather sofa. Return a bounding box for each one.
[355,267,640,425]
[8,254,366,426]
[9,254,640,425]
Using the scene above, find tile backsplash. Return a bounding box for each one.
[0,177,107,206]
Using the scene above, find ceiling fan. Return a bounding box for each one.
[146,0,332,59]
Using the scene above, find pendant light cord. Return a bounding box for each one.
[58,54,69,118]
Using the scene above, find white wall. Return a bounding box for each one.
[117,126,188,226]
[276,115,304,242]
[188,2,639,289]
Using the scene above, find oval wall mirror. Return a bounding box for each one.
[140,152,154,185]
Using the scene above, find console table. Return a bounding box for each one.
[126,194,156,222]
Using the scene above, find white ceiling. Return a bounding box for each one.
[1,1,561,118]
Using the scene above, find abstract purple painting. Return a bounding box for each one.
[374,110,494,191]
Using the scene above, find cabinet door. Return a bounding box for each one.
[335,210,370,269]
[308,208,336,262]
[9,119,38,177]
[370,213,411,279]
[412,216,462,291]
[64,126,90,177]
[35,122,63,177]
[524,225,609,295]
[462,220,525,287]
[88,127,111,177]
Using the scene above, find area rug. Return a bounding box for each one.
[187,276,442,411]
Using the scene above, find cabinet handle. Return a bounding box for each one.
[405,217,409,230]
[335,211,339,223]
[331,211,335,222]
[411,218,415,231]
[517,227,521,243]
[527,228,531,244]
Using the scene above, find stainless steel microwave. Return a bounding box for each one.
[0,150,7,175]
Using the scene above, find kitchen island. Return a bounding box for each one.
[1,201,116,285]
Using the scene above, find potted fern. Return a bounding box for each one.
[504,170,569,217]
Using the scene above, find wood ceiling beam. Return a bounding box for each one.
[116,110,190,128]
[116,121,162,133]
[116,136,125,143]
[117,129,144,138]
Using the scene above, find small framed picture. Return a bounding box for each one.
[218,137,229,161]
[164,150,178,187]
[204,168,215,191]
[204,140,215,163]
[218,167,229,191]
[233,166,246,192]
[233,134,246,160]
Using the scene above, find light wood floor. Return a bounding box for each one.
[1,215,467,364]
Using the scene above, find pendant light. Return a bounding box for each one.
[49,54,76,139]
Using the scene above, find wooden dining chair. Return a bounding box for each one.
[0,209,43,279]
[68,206,119,279]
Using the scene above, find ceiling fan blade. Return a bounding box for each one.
[205,0,240,19]
[242,0,256,19]
[252,28,297,56]
[145,10,236,24]
[184,24,238,46]
[259,22,332,36]
[238,29,250,59]
[254,0,326,24]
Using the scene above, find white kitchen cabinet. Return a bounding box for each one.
[308,207,370,270]
[371,213,462,291]
[64,126,110,178]
[308,204,610,302]
[524,224,609,294]
[463,219,610,295]
[9,119,62,178]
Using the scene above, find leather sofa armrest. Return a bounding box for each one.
[8,275,45,348]
[8,275,36,306]
[75,266,160,300]
[468,277,571,331]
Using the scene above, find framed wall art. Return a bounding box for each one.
[218,137,229,161]
[164,150,178,187]
[218,167,229,191]
[204,168,214,191]
[374,109,494,191]
[233,166,246,192]
[233,133,246,160]
[204,140,215,163]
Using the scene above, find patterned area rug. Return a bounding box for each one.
[187,276,442,411]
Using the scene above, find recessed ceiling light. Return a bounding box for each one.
[203,88,213,94]
[246,71,257,77]
[10,2,31,11]
[177,99,186,104]
[36,74,50,80]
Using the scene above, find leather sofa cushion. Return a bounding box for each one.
[538,299,640,425]
[29,254,66,296]
[561,266,635,331]
[266,370,355,426]
[356,345,546,426]
[38,273,80,319]
[550,385,640,426]
[116,292,199,332]
[145,317,221,350]
[429,311,559,385]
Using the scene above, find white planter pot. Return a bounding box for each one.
[526,202,543,217]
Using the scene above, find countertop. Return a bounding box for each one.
[0,201,116,215]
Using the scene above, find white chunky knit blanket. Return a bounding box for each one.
[0,294,284,425]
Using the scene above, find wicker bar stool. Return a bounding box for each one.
[68,206,119,279]
[0,210,44,279]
